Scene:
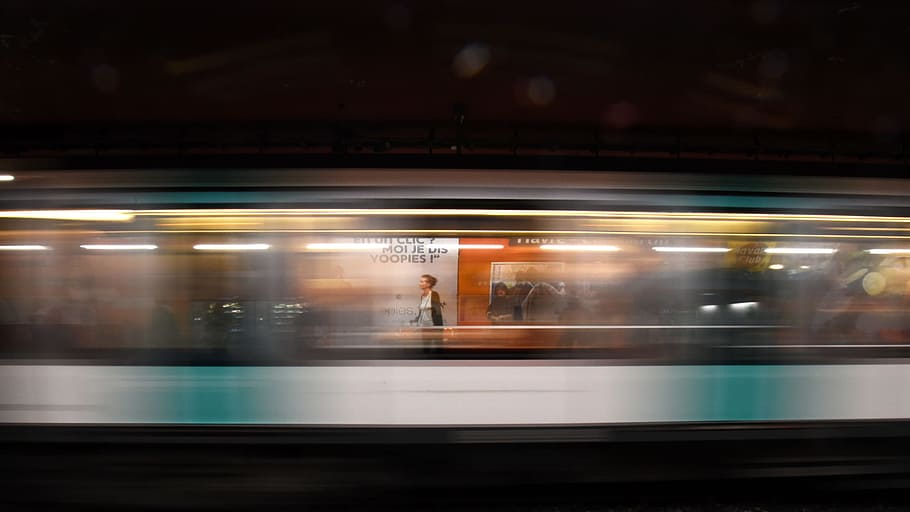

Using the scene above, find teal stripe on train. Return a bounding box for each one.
[95,365,910,425]
[114,366,268,424]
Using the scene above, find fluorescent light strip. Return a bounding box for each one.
[0,245,47,251]
[0,175,14,182]
[867,249,910,255]
[398,324,782,329]
[456,244,504,249]
[765,248,836,254]
[652,247,730,253]
[193,243,270,251]
[305,243,390,251]
[100,228,910,240]
[769,264,785,270]
[133,208,910,223]
[0,210,134,221]
[81,244,157,251]
[540,244,619,252]
[725,345,910,349]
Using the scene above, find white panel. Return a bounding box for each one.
[4,364,910,425]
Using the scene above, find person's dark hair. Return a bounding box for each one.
[493,282,508,294]
[421,274,438,288]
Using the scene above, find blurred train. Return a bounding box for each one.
[3,168,910,432]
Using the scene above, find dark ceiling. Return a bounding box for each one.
[1,1,908,156]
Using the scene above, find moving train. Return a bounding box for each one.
[2,168,910,432]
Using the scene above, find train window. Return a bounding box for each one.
[2,209,910,363]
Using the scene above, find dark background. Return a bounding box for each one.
[1,1,908,161]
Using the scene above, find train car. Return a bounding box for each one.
[3,167,910,484]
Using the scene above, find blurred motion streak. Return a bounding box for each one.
[652,247,731,253]
[0,245,47,250]
[192,243,271,250]
[0,210,135,221]
[80,244,157,251]
[4,175,910,438]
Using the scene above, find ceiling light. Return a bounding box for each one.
[0,210,134,221]
[867,249,910,255]
[539,244,619,252]
[81,244,157,251]
[193,243,270,251]
[0,245,48,251]
[652,247,730,253]
[765,248,836,255]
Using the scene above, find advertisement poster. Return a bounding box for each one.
[307,237,459,327]
[725,241,773,271]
